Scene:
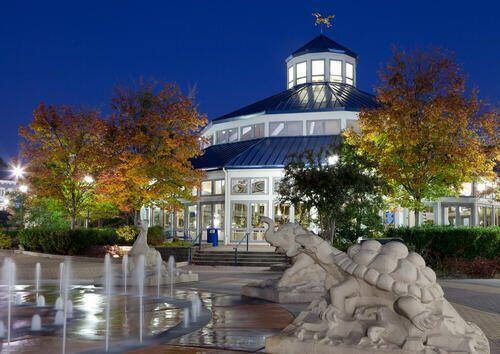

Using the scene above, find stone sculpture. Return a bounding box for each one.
[241,217,327,303]
[125,219,197,285]
[266,232,490,354]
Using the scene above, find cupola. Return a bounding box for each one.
[285,34,358,89]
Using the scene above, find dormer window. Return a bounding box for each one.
[296,62,307,84]
[330,60,342,82]
[287,66,294,89]
[346,62,354,85]
[311,60,325,82]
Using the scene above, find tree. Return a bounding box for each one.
[279,142,387,245]
[20,104,109,228]
[23,196,70,229]
[99,81,206,220]
[345,48,498,225]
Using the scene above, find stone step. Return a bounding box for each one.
[191,250,290,266]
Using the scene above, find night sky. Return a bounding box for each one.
[1,0,499,161]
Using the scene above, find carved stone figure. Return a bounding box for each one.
[266,233,490,354]
[241,218,327,303]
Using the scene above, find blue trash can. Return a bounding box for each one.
[207,228,219,247]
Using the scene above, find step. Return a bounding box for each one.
[192,260,288,266]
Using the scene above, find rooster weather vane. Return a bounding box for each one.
[312,12,335,33]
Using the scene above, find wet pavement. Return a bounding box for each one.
[0,251,499,353]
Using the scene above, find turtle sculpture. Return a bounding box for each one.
[267,232,490,353]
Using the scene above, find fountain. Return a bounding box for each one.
[104,253,112,352]
[59,262,64,296]
[36,295,46,307]
[156,253,162,298]
[31,314,42,331]
[167,255,175,297]
[190,293,201,322]
[35,262,41,299]
[3,257,16,348]
[54,310,64,325]
[137,254,145,343]
[61,258,71,354]
[54,296,63,310]
[66,300,73,319]
[0,320,5,338]
[14,293,23,305]
[122,253,128,294]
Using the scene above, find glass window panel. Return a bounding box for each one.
[228,129,238,142]
[287,121,303,135]
[175,209,185,229]
[496,208,500,226]
[274,203,291,226]
[213,203,224,228]
[459,206,471,226]
[270,122,285,136]
[254,123,264,138]
[153,208,162,226]
[485,207,492,226]
[216,130,227,144]
[312,60,324,82]
[231,178,248,194]
[346,62,354,79]
[288,66,294,88]
[251,178,266,194]
[330,60,342,82]
[241,126,253,140]
[201,204,212,229]
[251,202,267,228]
[201,181,212,196]
[188,205,197,229]
[214,180,225,195]
[241,123,264,141]
[422,206,435,225]
[477,206,485,226]
[443,206,456,226]
[296,62,306,82]
[324,120,341,134]
[191,187,198,197]
[232,203,248,229]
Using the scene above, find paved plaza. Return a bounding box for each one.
[0,250,499,353]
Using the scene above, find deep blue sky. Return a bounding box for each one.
[1,0,499,161]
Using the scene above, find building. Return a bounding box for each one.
[144,34,499,245]
[0,159,17,211]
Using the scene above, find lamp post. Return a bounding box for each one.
[83,175,94,228]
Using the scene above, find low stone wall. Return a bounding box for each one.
[154,246,190,263]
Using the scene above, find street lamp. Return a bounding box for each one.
[19,185,29,193]
[10,164,26,181]
[327,154,339,165]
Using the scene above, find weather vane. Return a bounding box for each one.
[312,12,335,33]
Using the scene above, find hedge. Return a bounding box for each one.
[384,226,500,261]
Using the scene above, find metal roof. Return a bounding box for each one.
[291,34,358,58]
[191,135,341,170]
[213,82,377,122]
[0,159,12,181]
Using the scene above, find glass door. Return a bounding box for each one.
[231,201,268,243]
[231,202,248,242]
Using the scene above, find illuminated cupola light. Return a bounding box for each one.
[286,34,358,89]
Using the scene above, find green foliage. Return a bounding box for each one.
[384,226,500,261]
[0,233,13,249]
[18,228,127,255]
[147,226,165,246]
[161,239,191,247]
[116,225,139,244]
[25,197,70,229]
[280,142,387,244]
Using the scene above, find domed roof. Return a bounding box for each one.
[291,34,357,59]
[213,82,377,122]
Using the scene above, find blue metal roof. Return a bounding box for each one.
[191,135,341,170]
[213,82,377,122]
[291,34,358,58]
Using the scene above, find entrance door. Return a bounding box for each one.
[231,201,268,243]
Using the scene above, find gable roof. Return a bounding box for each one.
[191,135,341,170]
[213,82,377,122]
[291,34,358,58]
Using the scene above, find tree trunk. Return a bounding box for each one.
[70,215,76,230]
[414,208,420,227]
[330,218,336,245]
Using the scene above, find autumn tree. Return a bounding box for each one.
[345,48,498,225]
[99,81,207,220]
[20,104,110,228]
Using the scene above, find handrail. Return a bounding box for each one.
[188,231,203,264]
[233,232,250,266]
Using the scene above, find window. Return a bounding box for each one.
[346,62,354,85]
[311,60,325,82]
[346,120,360,132]
[269,121,303,137]
[461,183,473,196]
[422,206,435,225]
[274,203,291,226]
[216,128,238,144]
[496,208,500,226]
[486,207,493,226]
[288,66,294,89]
[296,62,307,84]
[192,187,198,197]
[175,209,185,229]
[214,180,225,195]
[443,206,456,226]
[188,205,197,230]
[330,60,342,82]
[307,120,341,135]
[231,178,249,194]
[201,203,225,229]
[201,181,212,196]
[202,135,213,149]
[251,178,267,194]
[273,177,282,195]
[241,123,264,141]
[459,206,472,226]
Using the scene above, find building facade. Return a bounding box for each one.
[144,34,499,245]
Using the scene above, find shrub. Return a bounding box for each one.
[0,233,13,249]
[116,225,139,245]
[147,226,165,246]
[18,228,120,255]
